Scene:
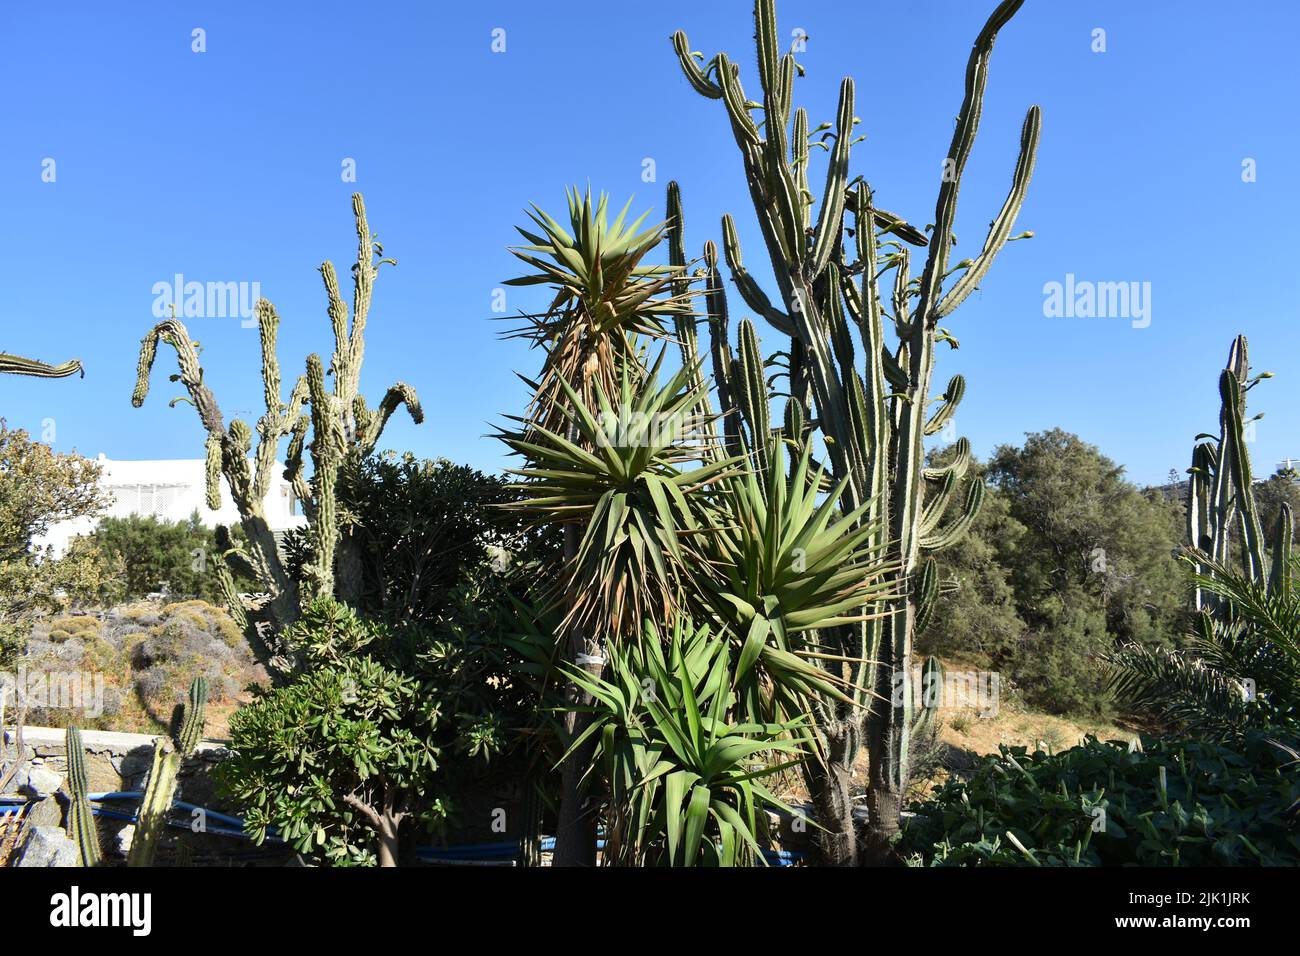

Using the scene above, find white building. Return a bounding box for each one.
[37,455,307,557]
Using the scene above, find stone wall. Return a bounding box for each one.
[2,726,290,867]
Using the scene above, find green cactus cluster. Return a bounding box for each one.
[1187,335,1293,604]
[128,675,209,867]
[668,0,1039,858]
[64,726,101,867]
[131,194,422,676]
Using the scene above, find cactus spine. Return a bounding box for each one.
[128,676,208,867]
[671,0,1039,862]
[65,726,101,866]
[131,195,422,677]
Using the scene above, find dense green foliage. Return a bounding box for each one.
[284,453,542,626]
[919,429,1186,716]
[90,511,254,603]
[219,456,557,865]
[900,732,1300,866]
[565,618,804,866]
[218,597,538,865]
[0,423,115,664]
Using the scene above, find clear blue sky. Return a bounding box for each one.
[1,0,1296,487]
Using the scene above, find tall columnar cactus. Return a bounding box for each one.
[128,676,208,867]
[0,352,83,378]
[65,726,101,867]
[670,0,1038,862]
[132,194,422,676]
[1186,335,1291,606]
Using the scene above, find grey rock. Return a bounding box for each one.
[25,795,63,828]
[114,823,135,856]
[14,825,79,867]
[21,765,63,797]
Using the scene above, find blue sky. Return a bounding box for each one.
[1,0,1296,487]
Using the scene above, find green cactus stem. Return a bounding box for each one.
[65,727,101,867]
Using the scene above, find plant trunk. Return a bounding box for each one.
[807,751,858,866]
[377,815,401,868]
[552,523,599,866]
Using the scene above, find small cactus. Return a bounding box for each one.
[128,676,208,867]
[65,727,101,867]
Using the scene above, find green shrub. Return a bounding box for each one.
[900,732,1300,866]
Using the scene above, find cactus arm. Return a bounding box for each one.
[919,472,958,536]
[1269,503,1294,599]
[914,563,941,637]
[671,30,723,99]
[703,241,745,460]
[128,677,207,867]
[665,182,719,448]
[0,352,83,378]
[808,79,854,276]
[924,374,966,436]
[127,739,178,867]
[65,727,101,866]
[920,478,984,552]
[359,382,424,455]
[914,0,1027,331]
[721,214,795,336]
[936,105,1040,318]
[1219,368,1266,580]
[924,437,973,482]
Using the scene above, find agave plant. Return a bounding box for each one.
[499,353,737,639]
[563,616,806,866]
[701,440,897,713]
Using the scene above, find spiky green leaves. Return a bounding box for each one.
[500,356,737,639]
[506,187,683,336]
[562,616,805,866]
[702,440,894,710]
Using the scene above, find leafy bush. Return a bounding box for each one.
[283,454,549,624]
[90,512,255,603]
[218,597,540,865]
[565,617,805,866]
[900,732,1300,866]
[218,647,443,866]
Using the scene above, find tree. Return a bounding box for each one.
[91,511,254,603]
[0,424,114,661]
[916,452,1027,668]
[282,453,548,626]
[986,429,1185,714]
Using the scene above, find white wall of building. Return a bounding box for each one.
[36,455,307,557]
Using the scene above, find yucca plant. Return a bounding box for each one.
[563,617,806,866]
[502,191,700,863]
[500,354,736,640]
[505,187,693,437]
[703,440,896,714]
